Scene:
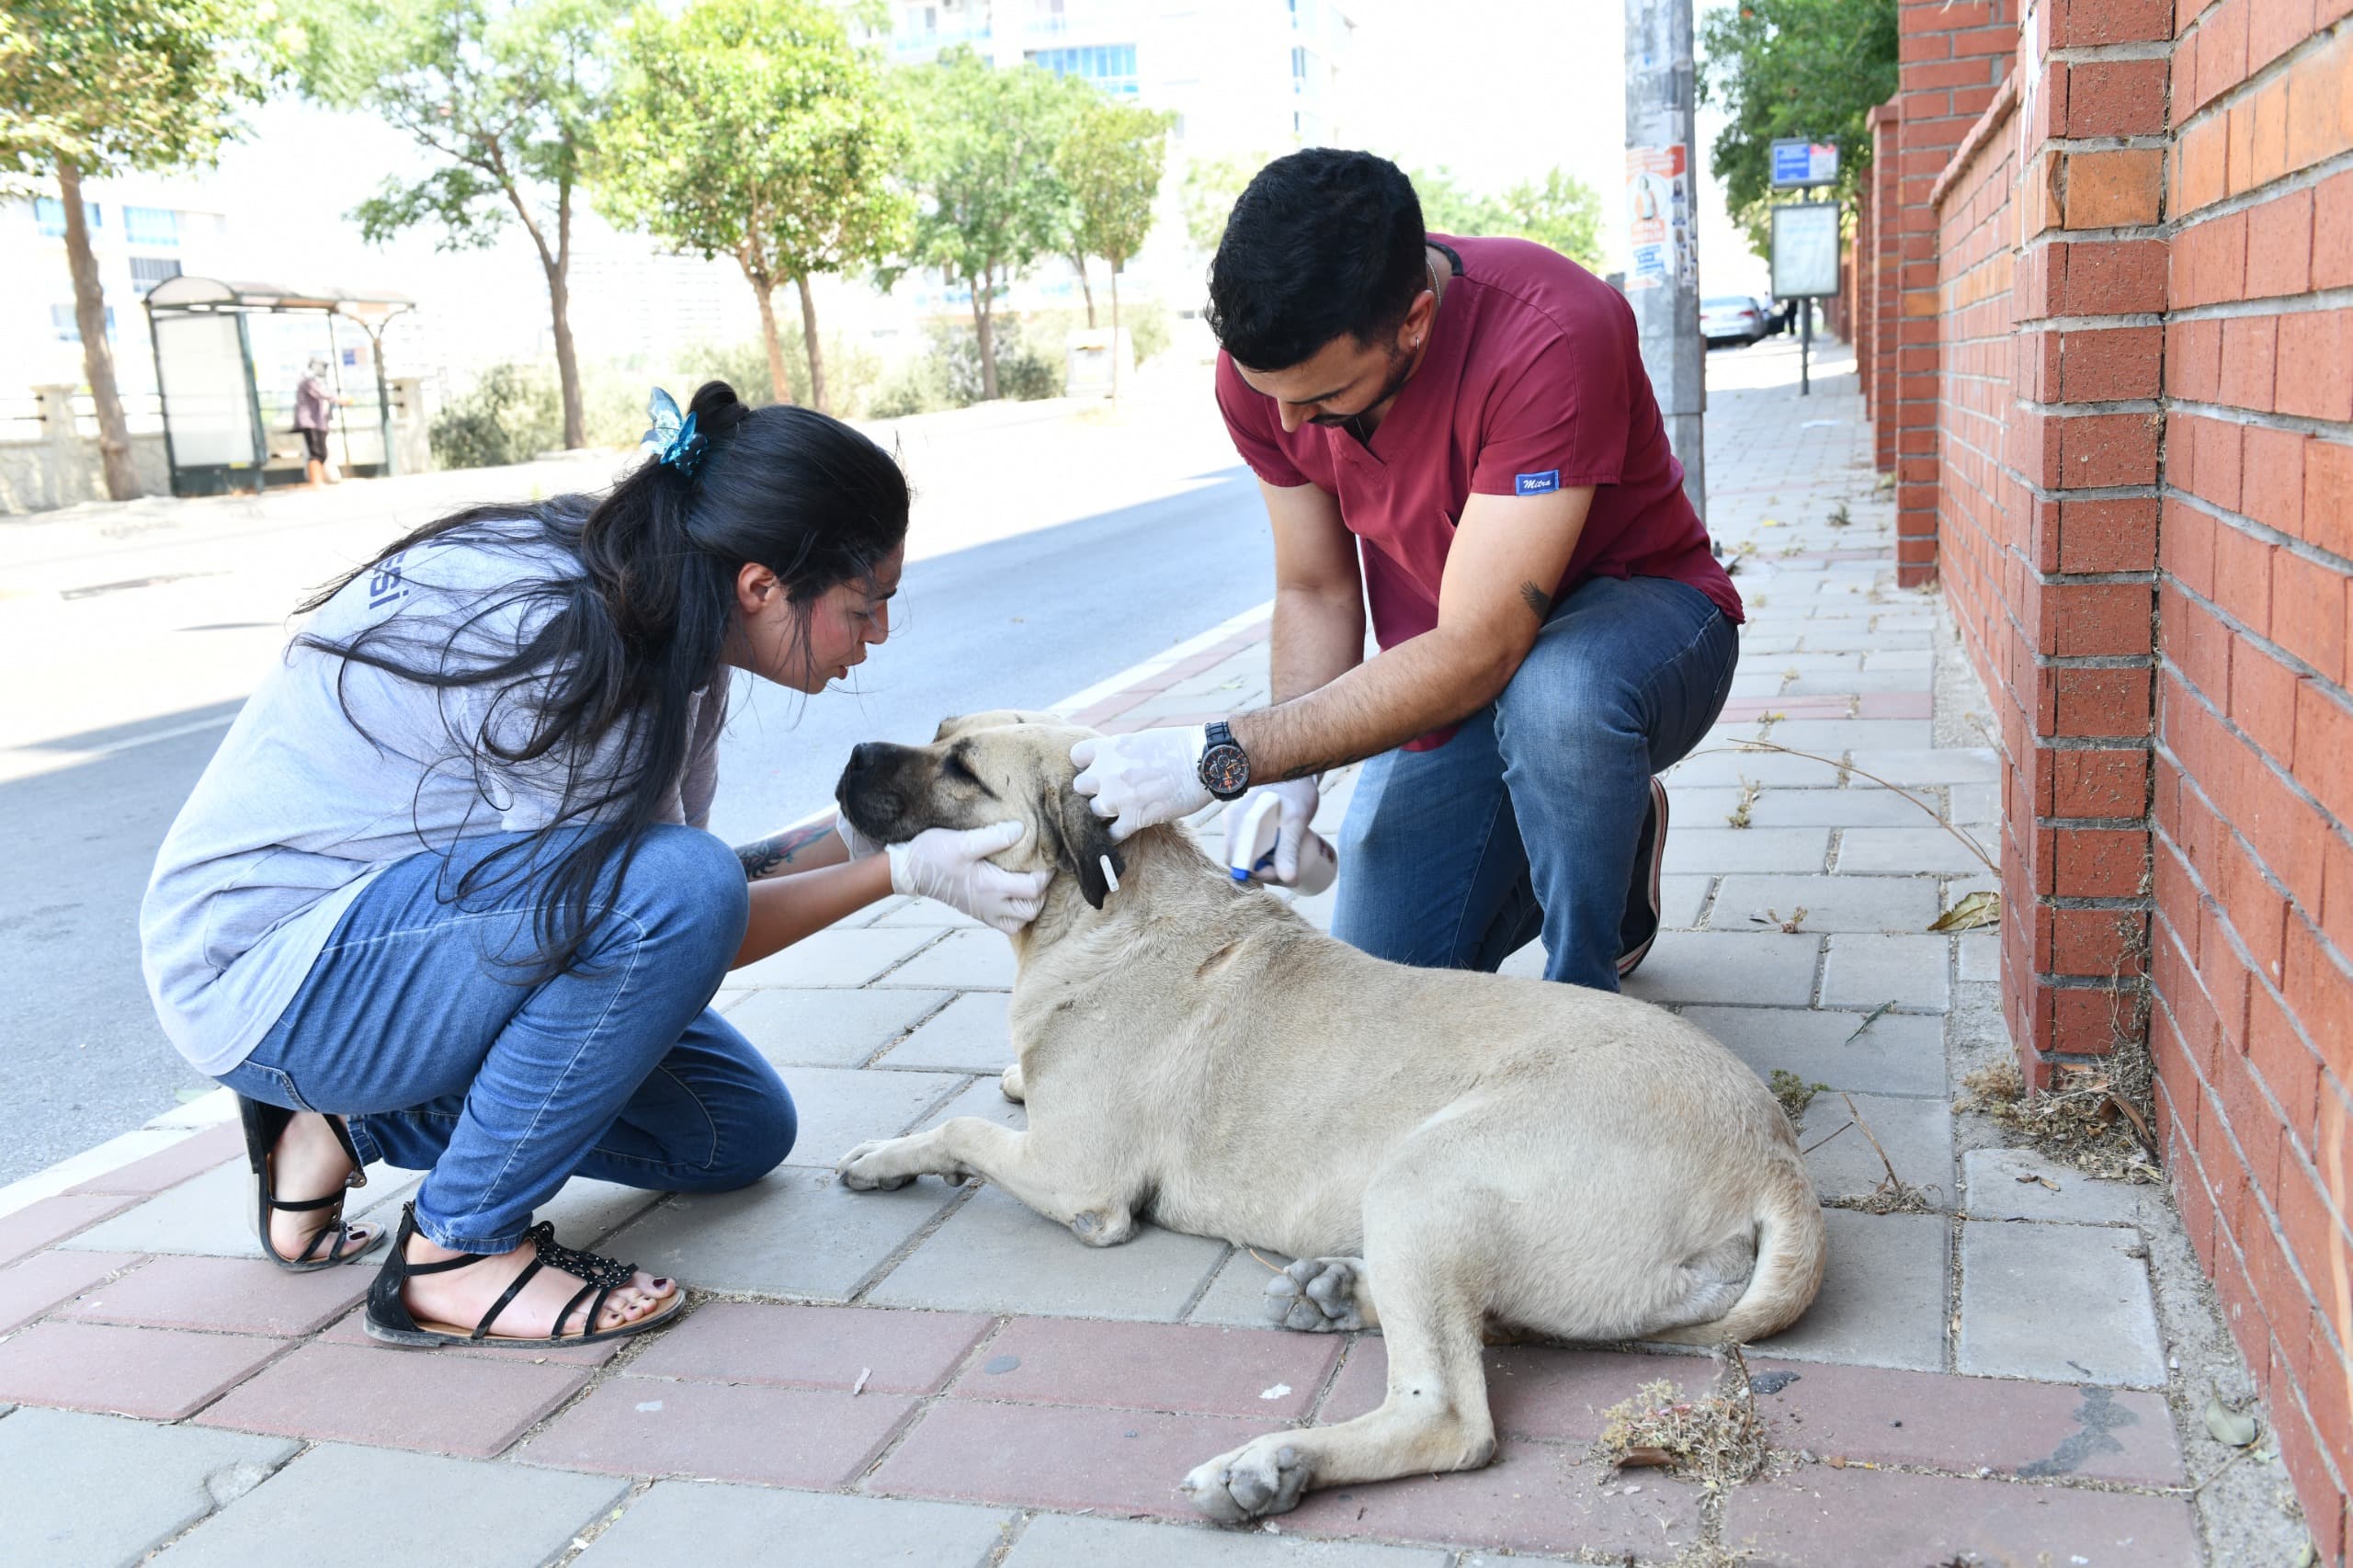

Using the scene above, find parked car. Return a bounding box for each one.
[1700,295,1770,347]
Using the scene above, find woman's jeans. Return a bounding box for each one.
[1332,574,1738,992]
[220,824,795,1255]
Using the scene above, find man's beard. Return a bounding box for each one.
[1307,344,1415,428]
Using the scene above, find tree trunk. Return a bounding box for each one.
[1071,252,1096,329]
[549,177,585,449]
[1108,257,1121,407]
[794,275,828,415]
[972,267,999,403]
[746,260,790,405]
[57,156,138,501]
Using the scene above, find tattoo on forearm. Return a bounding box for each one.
[1519,580,1552,620]
[734,821,835,881]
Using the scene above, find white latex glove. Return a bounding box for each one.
[1222,777,1322,885]
[1069,726,1211,842]
[835,812,883,862]
[887,820,1051,935]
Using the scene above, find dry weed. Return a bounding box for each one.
[1768,1070,1826,1126]
[1594,1347,1771,1491]
[1958,1062,2161,1184]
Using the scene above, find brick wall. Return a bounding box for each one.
[1870,101,1904,473]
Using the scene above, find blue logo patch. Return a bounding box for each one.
[1515,470,1561,496]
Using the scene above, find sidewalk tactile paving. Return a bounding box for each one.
[63,1255,372,1337]
[0,1408,299,1568]
[0,1248,137,1334]
[195,1340,587,1457]
[1958,1221,2166,1386]
[1723,1462,2200,1566]
[63,1120,245,1198]
[721,986,951,1067]
[522,1379,915,1486]
[580,1481,1016,1567]
[864,1185,1228,1321]
[866,1397,1272,1517]
[1318,1338,1668,1443]
[1747,1210,1948,1371]
[1004,1513,1451,1566]
[0,1193,139,1267]
[0,1321,288,1419]
[949,1317,1341,1420]
[602,1166,961,1301]
[625,1301,992,1393]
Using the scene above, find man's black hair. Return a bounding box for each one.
[1206,149,1428,372]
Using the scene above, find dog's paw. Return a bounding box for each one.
[835,1139,917,1192]
[1180,1436,1313,1522]
[999,1062,1026,1104]
[1263,1256,1370,1332]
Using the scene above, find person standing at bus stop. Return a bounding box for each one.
[295,357,348,489]
[1071,149,1743,993]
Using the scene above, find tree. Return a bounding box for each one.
[0,0,265,499]
[1178,151,1271,256]
[286,0,621,448]
[1054,94,1171,401]
[896,48,1083,402]
[1699,0,1898,256]
[1413,165,1606,271]
[599,0,908,413]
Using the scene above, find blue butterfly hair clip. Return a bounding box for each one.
[642,387,708,478]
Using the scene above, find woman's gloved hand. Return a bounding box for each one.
[887,820,1051,935]
[835,812,884,862]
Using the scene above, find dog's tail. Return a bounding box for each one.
[1646,1162,1827,1346]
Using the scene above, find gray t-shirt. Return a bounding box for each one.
[141,522,724,1076]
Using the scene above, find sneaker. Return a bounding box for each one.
[1617,777,1669,979]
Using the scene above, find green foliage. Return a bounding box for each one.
[1178,151,1272,255]
[429,363,562,468]
[0,0,267,184]
[1054,94,1173,275]
[1699,0,1898,256]
[869,316,1061,417]
[1411,165,1607,270]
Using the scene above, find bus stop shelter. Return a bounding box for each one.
[142,278,415,496]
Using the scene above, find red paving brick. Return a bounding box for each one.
[1286,1440,1706,1560]
[1747,1357,2187,1487]
[0,1194,137,1268]
[196,1340,587,1458]
[0,1249,137,1334]
[63,1255,371,1338]
[1855,690,1935,719]
[0,1321,286,1419]
[626,1301,991,1394]
[523,1378,915,1486]
[1725,1464,2200,1566]
[1321,1338,1673,1442]
[314,1304,622,1367]
[949,1316,1341,1420]
[867,1399,1273,1518]
[65,1121,245,1197]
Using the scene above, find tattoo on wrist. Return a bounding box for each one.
[734,821,834,881]
[1518,581,1551,620]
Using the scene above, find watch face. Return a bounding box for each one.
[1201,744,1250,796]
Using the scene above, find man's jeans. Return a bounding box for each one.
[220,824,795,1255]
[1332,574,1738,991]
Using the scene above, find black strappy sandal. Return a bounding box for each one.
[239,1095,385,1272]
[363,1202,686,1349]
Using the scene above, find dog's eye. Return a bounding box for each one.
[943,754,980,785]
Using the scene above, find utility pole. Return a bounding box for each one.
[1624,0,1705,520]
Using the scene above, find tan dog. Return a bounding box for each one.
[832,711,1826,1523]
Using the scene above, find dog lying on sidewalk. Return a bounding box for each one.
[833,711,1826,1524]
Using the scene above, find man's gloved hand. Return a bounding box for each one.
[835,812,883,862]
[1222,777,1322,885]
[887,821,1051,935]
[1069,727,1211,841]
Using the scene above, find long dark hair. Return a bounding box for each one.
[299,381,910,980]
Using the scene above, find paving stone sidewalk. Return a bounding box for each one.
[0,339,2267,1566]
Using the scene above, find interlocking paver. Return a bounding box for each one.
[1707,874,1942,933]
[1004,1514,1450,1566]
[721,986,951,1067]
[1659,826,1831,875]
[781,1066,964,1167]
[881,929,1017,989]
[872,897,987,929]
[1839,746,2001,785]
[951,1317,1340,1420]
[63,1255,370,1337]
[1620,932,1822,1006]
[864,1185,1228,1321]
[523,1378,915,1485]
[1749,1210,1948,1371]
[866,1398,1270,1517]
[533,1175,665,1247]
[1741,718,1933,751]
[196,1340,586,1456]
[0,1321,286,1419]
[1186,1247,1295,1328]
[604,1165,961,1300]
[1820,932,1951,1011]
[1724,1462,2199,1566]
[313,1301,625,1366]
[1958,1221,2165,1385]
[921,1075,1029,1132]
[581,1482,1016,1567]
[1681,1004,1946,1097]
[1664,749,1849,789]
[1656,872,1712,928]
[157,1443,629,1568]
[64,1121,244,1198]
[1321,1337,1670,1442]
[1746,1358,2185,1485]
[0,1192,138,1267]
[1961,1148,2161,1224]
[0,1408,298,1568]
[876,993,1015,1072]
[626,1301,992,1393]
[0,1247,135,1333]
[726,926,937,989]
[58,1157,404,1259]
[1800,1092,1954,1202]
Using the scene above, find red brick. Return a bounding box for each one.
[2058,827,2154,895]
[2059,496,2159,573]
[625,1302,992,1396]
[2164,502,2220,598]
[2279,309,2353,422]
[2055,0,2178,43]
[2275,552,2349,682]
[2190,415,2245,512]
[2058,325,2164,403]
[62,1255,371,1338]
[2179,115,2232,216]
[0,1321,287,1420]
[2065,148,2167,229]
[2066,57,2172,137]
[2198,0,2253,108]
[0,1194,136,1270]
[2062,238,2171,314]
[2244,426,2309,537]
[2214,522,2277,633]
[63,1121,244,1198]
[2052,907,2151,976]
[2230,635,2302,760]
[524,1379,916,1486]
[197,1340,586,1458]
[2248,986,2322,1153]
[2053,748,2152,817]
[2250,0,2318,74]
[0,1249,135,1335]
[863,1399,1280,1521]
[2316,171,2353,290]
[2220,314,2279,413]
[2057,411,2162,489]
[2245,188,2317,300]
[2305,440,2353,560]
[2283,905,2353,1048]
[949,1317,1341,1420]
[2168,317,2224,403]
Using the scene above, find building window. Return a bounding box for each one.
[1026,42,1138,95]
[122,206,181,247]
[51,304,117,343]
[130,256,182,295]
[1291,45,1306,78]
[34,198,100,236]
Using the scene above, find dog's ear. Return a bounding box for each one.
[934,710,1043,744]
[1040,784,1124,910]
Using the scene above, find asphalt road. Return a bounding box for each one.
[1,419,1269,1184]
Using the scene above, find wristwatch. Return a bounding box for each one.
[1198,720,1251,801]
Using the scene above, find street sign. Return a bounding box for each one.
[1769,140,1841,188]
[1770,202,1842,299]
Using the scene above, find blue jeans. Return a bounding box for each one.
[1332,574,1738,991]
[220,825,795,1254]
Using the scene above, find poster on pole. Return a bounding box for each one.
[1770,201,1842,299]
[1768,140,1841,188]
[1624,144,1694,292]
